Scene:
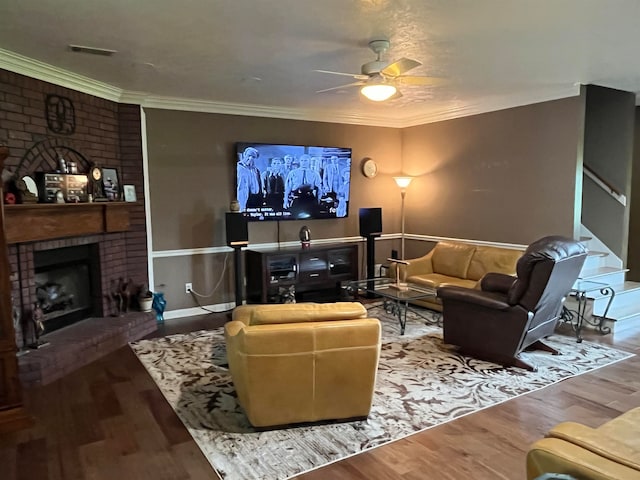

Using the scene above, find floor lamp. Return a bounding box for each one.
[393,176,413,260]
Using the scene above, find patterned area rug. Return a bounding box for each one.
[130,305,633,480]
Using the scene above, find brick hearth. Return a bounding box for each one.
[18,311,157,388]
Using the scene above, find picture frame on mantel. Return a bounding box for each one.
[101,167,120,201]
[123,184,137,202]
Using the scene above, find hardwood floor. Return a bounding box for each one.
[1,311,639,480]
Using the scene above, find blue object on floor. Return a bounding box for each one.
[152,292,167,323]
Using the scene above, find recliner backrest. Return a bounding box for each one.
[507,236,587,315]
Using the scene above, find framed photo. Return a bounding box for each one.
[123,184,137,202]
[101,167,120,201]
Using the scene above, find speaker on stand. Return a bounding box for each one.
[225,212,249,307]
[359,208,382,298]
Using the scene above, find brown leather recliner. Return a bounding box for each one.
[437,236,587,370]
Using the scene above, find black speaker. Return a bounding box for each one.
[359,207,382,237]
[225,213,249,247]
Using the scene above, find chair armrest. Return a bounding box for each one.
[390,250,435,281]
[527,438,640,480]
[481,272,517,294]
[547,422,640,471]
[225,320,246,337]
[437,285,511,310]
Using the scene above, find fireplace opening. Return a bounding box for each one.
[34,244,101,334]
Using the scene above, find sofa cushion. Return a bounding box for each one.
[409,273,477,290]
[466,246,522,281]
[431,242,476,279]
[238,302,367,326]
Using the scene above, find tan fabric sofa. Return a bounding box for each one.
[225,302,381,428]
[391,241,523,311]
[527,406,640,479]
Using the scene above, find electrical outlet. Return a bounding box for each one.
[185,282,193,294]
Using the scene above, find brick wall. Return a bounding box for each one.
[0,69,149,344]
[118,104,148,288]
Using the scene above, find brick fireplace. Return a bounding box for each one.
[6,205,157,388]
[1,68,156,387]
[10,232,131,347]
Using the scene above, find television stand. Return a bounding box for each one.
[245,244,358,303]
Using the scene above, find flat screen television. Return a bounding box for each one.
[235,142,352,221]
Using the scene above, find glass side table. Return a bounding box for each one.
[560,280,615,342]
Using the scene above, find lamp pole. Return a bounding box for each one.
[393,176,413,260]
[400,189,406,260]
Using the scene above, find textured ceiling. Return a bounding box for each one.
[1,0,639,126]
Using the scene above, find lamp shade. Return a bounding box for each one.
[393,176,413,189]
[361,84,397,102]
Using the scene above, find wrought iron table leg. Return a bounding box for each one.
[399,300,407,335]
[585,287,615,335]
[574,291,587,343]
[382,299,407,335]
[597,288,614,335]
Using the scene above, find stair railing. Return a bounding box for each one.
[584,164,626,206]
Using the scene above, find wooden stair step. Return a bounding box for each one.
[586,250,608,257]
[600,303,640,322]
[578,266,628,281]
[581,281,640,300]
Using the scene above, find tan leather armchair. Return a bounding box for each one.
[225,302,381,428]
[527,406,640,479]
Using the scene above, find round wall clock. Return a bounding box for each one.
[362,158,378,178]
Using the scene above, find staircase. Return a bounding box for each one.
[564,228,640,337]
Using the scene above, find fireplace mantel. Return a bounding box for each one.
[3,202,134,244]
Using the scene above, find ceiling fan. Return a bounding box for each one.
[314,39,445,102]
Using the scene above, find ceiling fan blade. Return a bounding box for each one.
[314,69,369,80]
[395,75,447,86]
[381,58,422,77]
[391,89,403,100]
[316,81,365,94]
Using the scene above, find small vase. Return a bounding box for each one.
[229,199,241,212]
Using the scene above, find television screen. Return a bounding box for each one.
[235,142,352,221]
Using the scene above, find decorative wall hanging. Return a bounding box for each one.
[45,94,76,135]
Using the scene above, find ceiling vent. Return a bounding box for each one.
[68,45,117,56]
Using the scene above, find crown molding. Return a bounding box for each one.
[137,94,403,127]
[397,84,582,128]
[0,47,582,129]
[0,48,124,101]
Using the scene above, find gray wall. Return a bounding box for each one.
[145,109,402,308]
[145,97,585,310]
[582,85,636,260]
[627,107,640,281]
[401,97,583,245]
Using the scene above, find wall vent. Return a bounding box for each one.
[68,45,117,56]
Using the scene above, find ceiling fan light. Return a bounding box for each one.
[361,84,397,102]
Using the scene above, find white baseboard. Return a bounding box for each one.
[163,301,236,320]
